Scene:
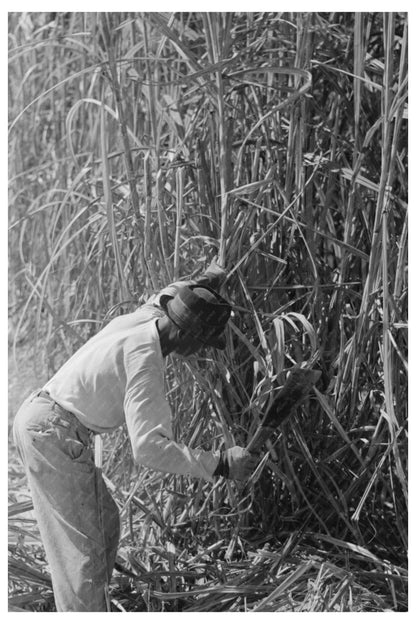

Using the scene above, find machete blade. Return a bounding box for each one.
[247,366,321,453]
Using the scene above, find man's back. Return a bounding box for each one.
[44,304,164,432]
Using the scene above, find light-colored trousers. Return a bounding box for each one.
[13,392,120,612]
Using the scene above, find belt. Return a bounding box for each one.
[35,389,95,437]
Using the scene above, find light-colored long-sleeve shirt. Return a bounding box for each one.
[44,275,224,482]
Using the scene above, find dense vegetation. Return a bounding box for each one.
[8,12,407,611]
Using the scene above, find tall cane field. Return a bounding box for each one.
[8,12,408,612]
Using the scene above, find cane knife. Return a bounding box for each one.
[247,366,322,454]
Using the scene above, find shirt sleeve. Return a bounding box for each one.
[123,342,220,482]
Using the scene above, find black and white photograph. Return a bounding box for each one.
[8,11,408,613]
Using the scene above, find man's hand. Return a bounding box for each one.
[213,446,258,481]
[204,257,227,287]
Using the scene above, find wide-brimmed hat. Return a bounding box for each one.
[160,285,232,349]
